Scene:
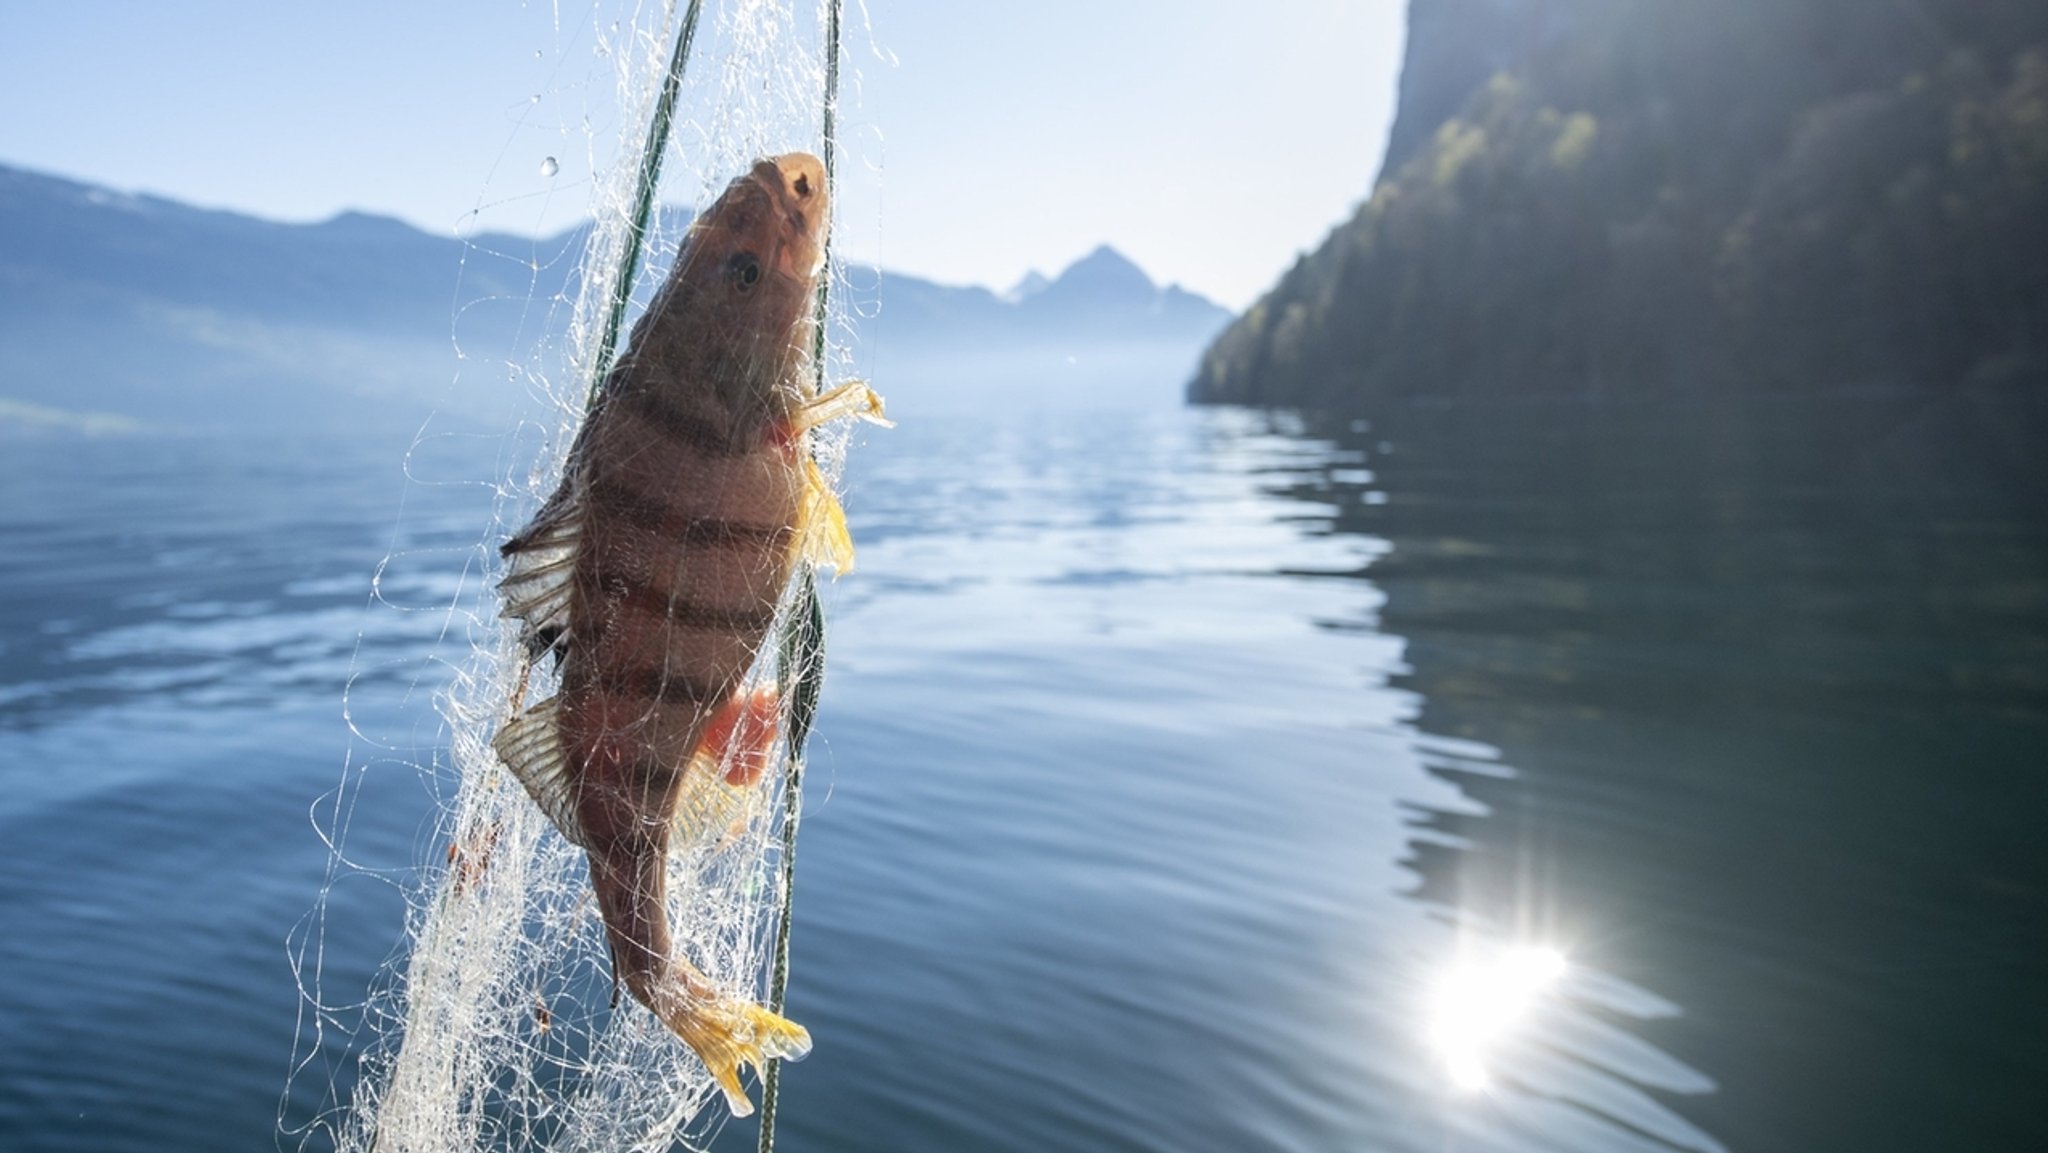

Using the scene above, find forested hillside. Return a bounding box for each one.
[1191,0,2048,405]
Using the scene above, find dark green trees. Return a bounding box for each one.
[1191,0,2048,406]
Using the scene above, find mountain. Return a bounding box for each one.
[841,243,1230,350]
[1002,270,1050,303]
[1190,0,2048,407]
[0,165,567,433]
[835,244,1231,413]
[0,163,1230,433]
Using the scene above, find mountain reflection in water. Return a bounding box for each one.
[1277,391,2048,1153]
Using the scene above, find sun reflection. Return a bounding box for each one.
[1425,945,1568,1091]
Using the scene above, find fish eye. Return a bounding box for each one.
[727,252,762,293]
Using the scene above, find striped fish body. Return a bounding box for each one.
[559,368,806,986]
[558,387,804,838]
[493,153,831,1116]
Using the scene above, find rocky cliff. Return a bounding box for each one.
[1192,0,2048,406]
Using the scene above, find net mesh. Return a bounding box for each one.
[286,3,864,1149]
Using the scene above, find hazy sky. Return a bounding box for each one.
[1,1,1405,308]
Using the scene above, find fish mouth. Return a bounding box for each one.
[747,153,828,280]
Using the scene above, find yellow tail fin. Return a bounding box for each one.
[657,988,813,1117]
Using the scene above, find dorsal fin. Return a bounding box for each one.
[491,697,588,848]
[499,489,584,659]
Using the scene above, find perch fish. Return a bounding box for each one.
[491,152,882,1116]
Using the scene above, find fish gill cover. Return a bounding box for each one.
[282,3,875,1150]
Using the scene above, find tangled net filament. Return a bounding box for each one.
[287,3,861,1151]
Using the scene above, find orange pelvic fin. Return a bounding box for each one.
[701,686,781,787]
[673,687,782,849]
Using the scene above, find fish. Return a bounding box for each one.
[489,152,883,1117]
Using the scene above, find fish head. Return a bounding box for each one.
[668,152,830,407]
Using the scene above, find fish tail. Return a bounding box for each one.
[647,969,812,1117]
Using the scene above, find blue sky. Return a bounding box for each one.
[1,1,1404,308]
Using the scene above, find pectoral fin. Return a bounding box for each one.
[788,380,891,436]
[795,457,856,574]
[778,381,883,576]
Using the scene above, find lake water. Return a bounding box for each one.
[0,388,2043,1152]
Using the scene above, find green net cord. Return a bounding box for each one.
[585,0,707,411]
[758,2,844,1147]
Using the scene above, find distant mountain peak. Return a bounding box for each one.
[1021,245,1168,318]
[1049,244,1155,296]
[1003,269,1050,303]
[970,242,1234,338]
[313,209,426,238]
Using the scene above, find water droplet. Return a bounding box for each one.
[539,157,559,178]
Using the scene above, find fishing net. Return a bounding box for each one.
[286,3,867,1150]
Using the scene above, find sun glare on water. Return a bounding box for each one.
[1425,945,1569,1091]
